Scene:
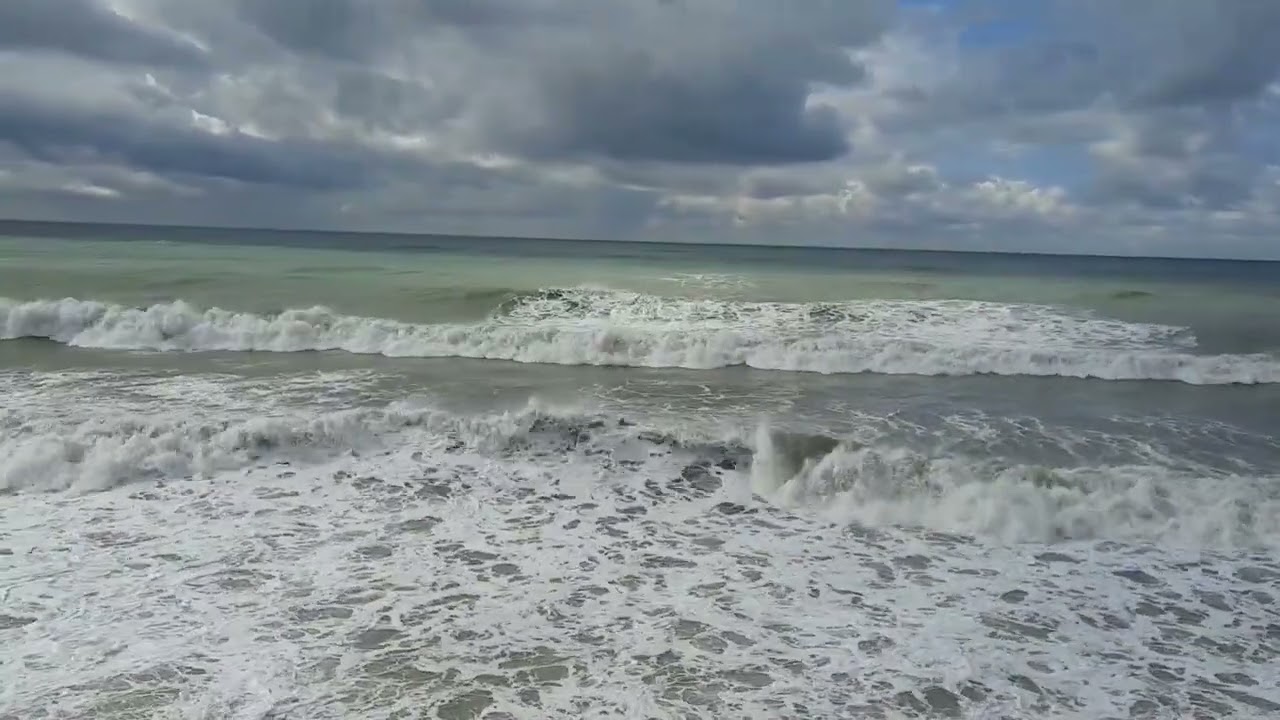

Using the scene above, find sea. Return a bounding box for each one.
[1,220,1278,719]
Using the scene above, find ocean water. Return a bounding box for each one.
[2,221,1279,719]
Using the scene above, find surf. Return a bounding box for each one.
[3,293,1278,384]
[4,398,1276,550]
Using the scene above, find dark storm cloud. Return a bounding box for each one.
[0,93,369,190]
[234,0,563,61]
[235,0,390,62]
[487,1,891,165]
[0,0,205,66]
[233,0,891,165]
[331,69,461,135]
[516,55,851,165]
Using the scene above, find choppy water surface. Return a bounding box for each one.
[2,224,1279,718]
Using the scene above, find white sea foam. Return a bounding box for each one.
[1,405,412,493]
[5,293,1277,384]
[0,399,596,493]
[4,390,1277,554]
[4,402,1279,719]
[3,361,1279,718]
[749,423,1280,549]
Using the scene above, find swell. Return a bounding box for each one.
[3,294,1277,384]
[749,424,1280,549]
[1,404,428,493]
[0,401,620,493]
[4,403,1276,549]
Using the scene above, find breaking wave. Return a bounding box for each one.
[749,424,1280,549]
[4,292,1278,384]
[0,401,611,493]
[4,401,1276,549]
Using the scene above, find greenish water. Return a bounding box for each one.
[3,228,1278,345]
[2,222,1279,719]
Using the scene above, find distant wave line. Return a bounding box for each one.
[2,294,1277,385]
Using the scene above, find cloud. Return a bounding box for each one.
[881,0,1280,126]
[498,51,852,165]
[658,159,1074,240]
[0,0,205,66]
[0,91,373,189]
[1088,111,1259,210]
[226,0,894,165]
[1066,0,1280,108]
[478,1,892,165]
[0,0,1278,257]
[234,0,395,63]
[859,157,943,197]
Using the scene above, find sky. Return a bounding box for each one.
[1,1,1279,258]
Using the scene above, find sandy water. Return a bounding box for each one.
[2,224,1280,718]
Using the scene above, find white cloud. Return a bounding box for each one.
[960,178,1074,220]
[61,181,121,198]
[0,0,1278,257]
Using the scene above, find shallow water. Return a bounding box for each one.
[2,224,1279,718]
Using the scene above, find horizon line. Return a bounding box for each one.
[1,216,1275,264]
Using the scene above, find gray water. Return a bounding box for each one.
[2,222,1279,718]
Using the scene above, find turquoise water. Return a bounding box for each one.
[2,222,1279,718]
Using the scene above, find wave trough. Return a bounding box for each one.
[4,292,1277,384]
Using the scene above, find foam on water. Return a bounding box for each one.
[0,368,390,424]
[5,292,1278,384]
[750,423,1280,548]
[3,398,1278,719]
[1,403,426,492]
[6,227,1280,719]
[5,388,1275,546]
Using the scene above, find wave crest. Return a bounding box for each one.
[3,293,1276,384]
[0,401,614,493]
[6,401,1276,549]
[748,424,1280,548]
